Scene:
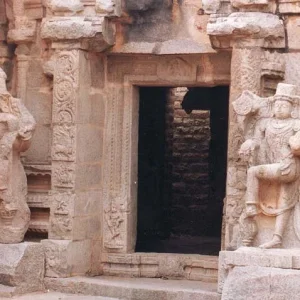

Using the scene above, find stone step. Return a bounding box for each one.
[0,284,16,298]
[13,292,120,300]
[45,276,221,300]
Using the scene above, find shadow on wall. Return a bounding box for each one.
[125,0,186,42]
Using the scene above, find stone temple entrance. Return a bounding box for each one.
[100,54,231,281]
[136,86,229,255]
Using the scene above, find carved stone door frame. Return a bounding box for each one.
[102,54,231,255]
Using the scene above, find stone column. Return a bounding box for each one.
[41,49,98,278]
[39,2,116,276]
[225,43,264,250]
[16,54,29,100]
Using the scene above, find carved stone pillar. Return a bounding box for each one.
[40,49,95,278]
[39,3,117,275]
[49,50,79,241]
[225,43,264,249]
[207,12,285,250]
[102,80,137,254]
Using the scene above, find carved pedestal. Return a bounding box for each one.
[219,247,300,300]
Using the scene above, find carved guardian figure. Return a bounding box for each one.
[233,83,300,249]
[0,68,36,243]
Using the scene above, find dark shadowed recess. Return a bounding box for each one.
[136,86,229,255]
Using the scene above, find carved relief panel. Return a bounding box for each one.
[232,83,300,249]
[50,50,80,240]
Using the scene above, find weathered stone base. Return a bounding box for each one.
[102,253,218,282]
[0,242,45,297]
[41,239,91,278]
[45,276,220,300]
[219,247,300,300]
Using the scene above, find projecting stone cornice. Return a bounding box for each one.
[41,16,115,51]
[207,12,285,49]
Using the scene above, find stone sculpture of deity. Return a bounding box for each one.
[0,68,36,243]
[233,83,300,249]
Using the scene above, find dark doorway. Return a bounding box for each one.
[136,86,229,255]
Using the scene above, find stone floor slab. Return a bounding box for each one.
[12,292,120,300]
[45,276,220,300]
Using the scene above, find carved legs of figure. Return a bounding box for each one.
[245,166,261,217]
[259,209,292,249]
[244,164,296,248]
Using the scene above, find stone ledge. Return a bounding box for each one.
[222,266,300,300]
[101,252,218,282]
[219,247,300,293]
[207,12,285,49]
[45,276,220,300]
[41,17,115,51]
[13,292,120,299]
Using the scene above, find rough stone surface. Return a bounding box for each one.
[45,276,220,300]
[207,12,285,48]
[0,243,45,296]
[47,0,84,13]
[41,239,92,278]
[14,292,120,300]
[222,266,300,300]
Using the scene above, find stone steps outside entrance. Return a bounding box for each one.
[44,276,221,300]
[13,293,120,300]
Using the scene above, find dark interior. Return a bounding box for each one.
[136,86,229,255]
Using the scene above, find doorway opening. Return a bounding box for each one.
[136,86,229,255]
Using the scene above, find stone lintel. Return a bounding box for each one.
[41,17,115,52]
[0,242,45,296]
[207,12,285,49]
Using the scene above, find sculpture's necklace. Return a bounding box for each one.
[269,119,293,133]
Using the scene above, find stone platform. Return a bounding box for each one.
[45,276,220,300]
[219,247,300,300]
[0,242,44,297]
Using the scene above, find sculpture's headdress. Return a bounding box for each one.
[274,83,300,104]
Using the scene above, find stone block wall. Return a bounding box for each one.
[166,87,211,237]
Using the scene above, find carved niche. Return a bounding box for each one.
[103,197,130,250]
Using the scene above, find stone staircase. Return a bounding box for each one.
[42,276,221,300]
